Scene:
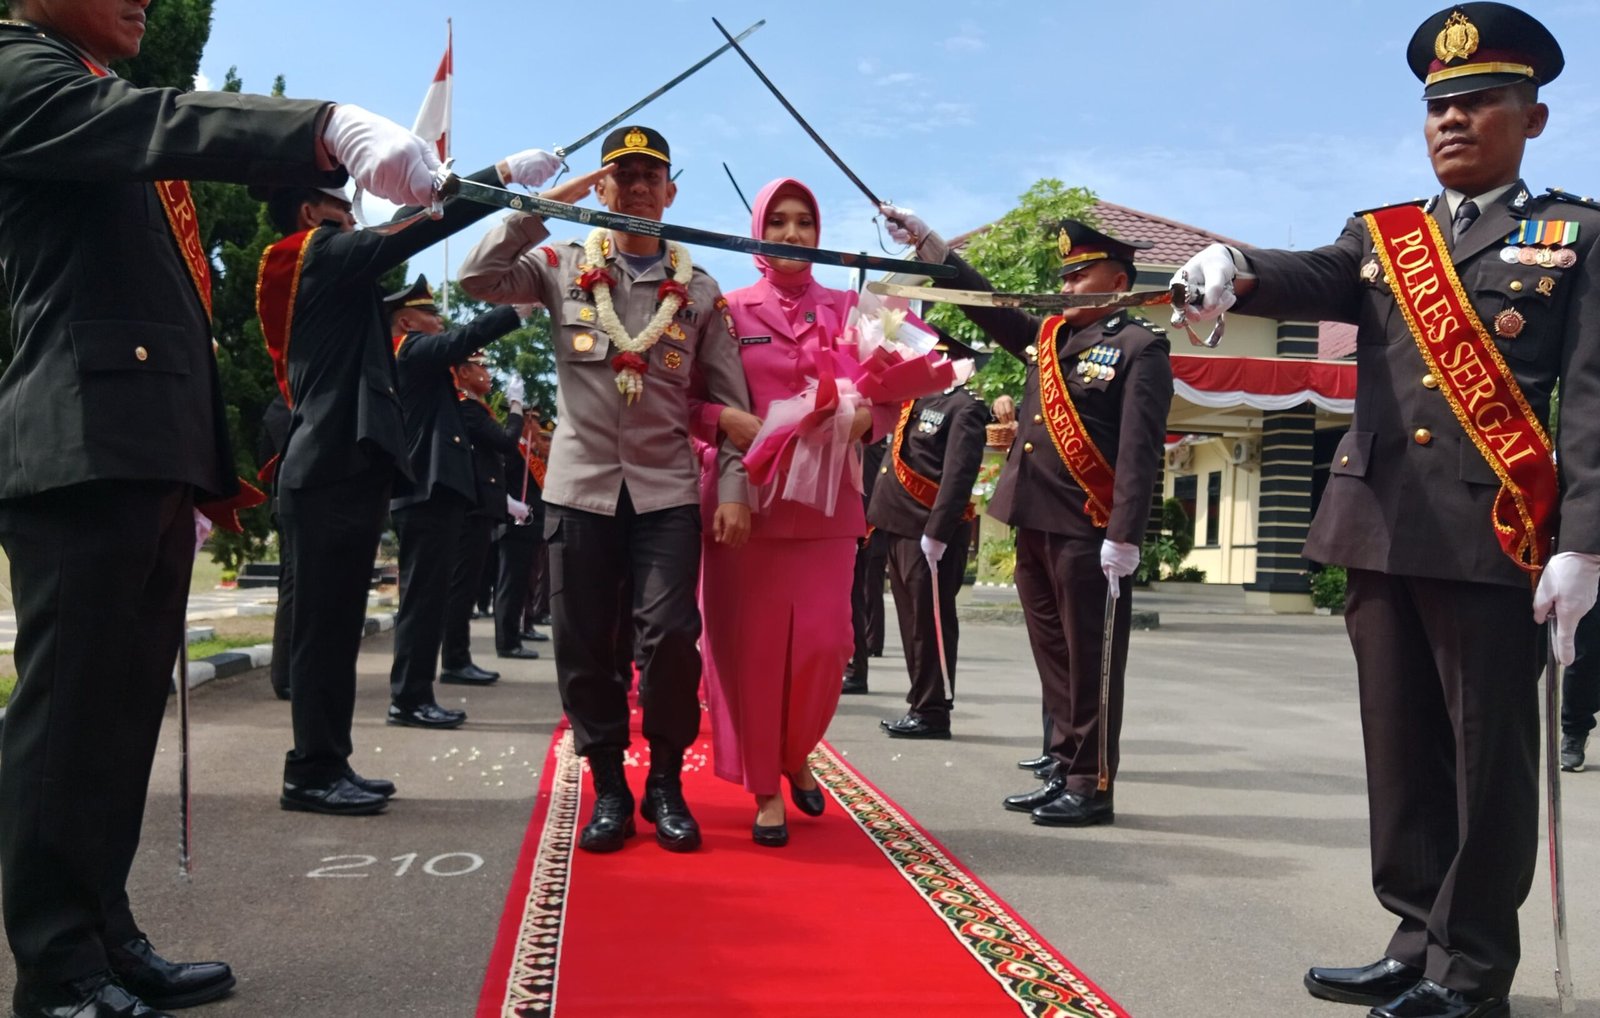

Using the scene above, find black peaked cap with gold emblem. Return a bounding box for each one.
[382,275,437,317]
[1408,3,1562,100]
[1055,219,1152,279]
[601,125,670,167]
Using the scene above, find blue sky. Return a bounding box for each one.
[201,0,1600,292]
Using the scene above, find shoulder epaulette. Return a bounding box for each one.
[1542,188,1600,211]
[538,245,559,267]
[1352,198,1428,217]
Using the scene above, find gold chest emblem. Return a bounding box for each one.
[1434,10,1479,64]
[664,350,683,370]
[577,306,596,323]
[1537,276,1556,297]
[573,333,596,353]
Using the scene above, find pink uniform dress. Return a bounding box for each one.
[695,178,897,795]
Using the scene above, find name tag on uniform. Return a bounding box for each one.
[740,335,771,346]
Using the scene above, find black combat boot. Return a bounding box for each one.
[578,750,635,853]
[640,743,702,852]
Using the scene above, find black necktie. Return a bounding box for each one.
[1453,199,1480,241]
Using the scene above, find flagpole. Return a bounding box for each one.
[441,18,452,318]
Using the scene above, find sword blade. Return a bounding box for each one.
[711,17,882,208]
[556,19,766,160]
[1097,583,1115,793]
[868,280,1175,311]
[176,633,192,879]
[442,176,957,278]
[929,560,952,703]
[1545,623,1577,1011]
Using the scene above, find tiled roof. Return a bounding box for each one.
[948,200,1249,268]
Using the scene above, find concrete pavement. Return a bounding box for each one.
[0,594,1594,1016]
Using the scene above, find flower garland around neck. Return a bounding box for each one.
[578,228,692,405]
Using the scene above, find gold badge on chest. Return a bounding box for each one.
[573,333,596,353]
[578,306,596,323]
[664,349,683,371]
[1493,308,1525,339]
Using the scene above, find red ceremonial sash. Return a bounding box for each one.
[80,60,211,319]
[1365,204,1558,572]
[528,450,548,489]
[255,230,316,408]
[1036,317,1116,528]
[891,401,976,523]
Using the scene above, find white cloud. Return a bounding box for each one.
[874,71,917,87]
[857,57,878,76]
[194,71,212,91]
[943,22,985,53]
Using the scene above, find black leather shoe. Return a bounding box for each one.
[1016,755,1052,771]
[344,769,395,798]
[1032,763,1057,781]
[1304,958,1424,1006]
[1003,774,1068,813]
[11,972,171,1017]
[1368,979,1507,1018]
[107,939,235,1010]
[641,749,701,852]
[1031,789,1114,827]
[280,776,388,816]
[578,751,635,853]
[386,703,467,729]
[752,822,789,847]
[841,676,868,695]
[786,772,825,817]
[495,646,539,660]
[521,627,550,642]
[882,714,952,739]
[439,663,499,685]
[1561,733,1587,772]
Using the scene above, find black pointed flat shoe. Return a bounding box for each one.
[752,822,789,847]
[786,772,826,817]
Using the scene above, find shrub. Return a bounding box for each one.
[1139,498,1195,582]
[1310,565,1348,610]
[1168,565,1207,583]
[979,533,1017,584]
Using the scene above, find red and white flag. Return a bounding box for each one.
[413,22,452,160]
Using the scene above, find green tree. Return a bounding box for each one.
[441,281,558,420]
[921,179,1100,405]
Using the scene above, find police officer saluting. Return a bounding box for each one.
[881,212,1173,828]
[1178,5,1600,1015]
[869,353,987,739]
[460,126,753,855]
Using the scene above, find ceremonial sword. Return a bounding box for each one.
[175,632,192,879]
[1545,621,1577,1012]
[1096,585,1115,793]
[551,19,766,171]
[438,174,957,278]
[868,280,1226,347]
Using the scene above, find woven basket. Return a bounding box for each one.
[986,422,1017,450]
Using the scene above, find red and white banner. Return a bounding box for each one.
[413,23,452,160]
[1170,354,1356,414]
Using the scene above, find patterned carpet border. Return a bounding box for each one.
[811,742,1131,1018]
[491,729,582,1017]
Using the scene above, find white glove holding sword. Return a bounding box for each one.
[321,104,440,208]
[879,204,950,263]
[1535,551,1600,666]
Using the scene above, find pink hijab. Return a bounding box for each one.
[750,177,821,320]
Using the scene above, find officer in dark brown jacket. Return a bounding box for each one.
[880,214,1173,828]
[1176,6,1600,1015]
[868,379,987,738]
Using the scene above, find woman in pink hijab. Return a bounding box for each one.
[695,178,897,846]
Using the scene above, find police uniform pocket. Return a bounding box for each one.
[649,333,693,386]
[1459,442,1501,486]
[560,300,609,362]
[1330,431,1373,477]
[1479,271,1561,363]
[71,321,192,376]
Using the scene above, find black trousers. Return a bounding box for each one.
[547,489,701,755]
[883,525,969,716]
[1013,527,1131,796]
[1561,602,1600,737]
[1345,569,1540,999]
[278,466,391,786]
[525,540,550,626]
[389,491,469,709]
[0,481,192,987]
[441,513,494,670]
[494,521,540,652]
[269,525,293,699]
[845,530,889,682]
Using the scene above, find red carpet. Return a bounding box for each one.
[478,711,1131,1017]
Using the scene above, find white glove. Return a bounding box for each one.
[505,375,526,406]
[1101,540,1140,599]
[1534,551,1600,665]
[506,496,530,524]
[321,104,439,208]
[879,203,927,247]
[920,533,947,567]
[1171,243,1239,321]
[500,148,562,189]
[513,303,538,322]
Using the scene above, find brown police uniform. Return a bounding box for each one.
[867,388,987,727]
[457,131,751,760]
[1237,5,1600,1003]
[918,221,1172,810]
